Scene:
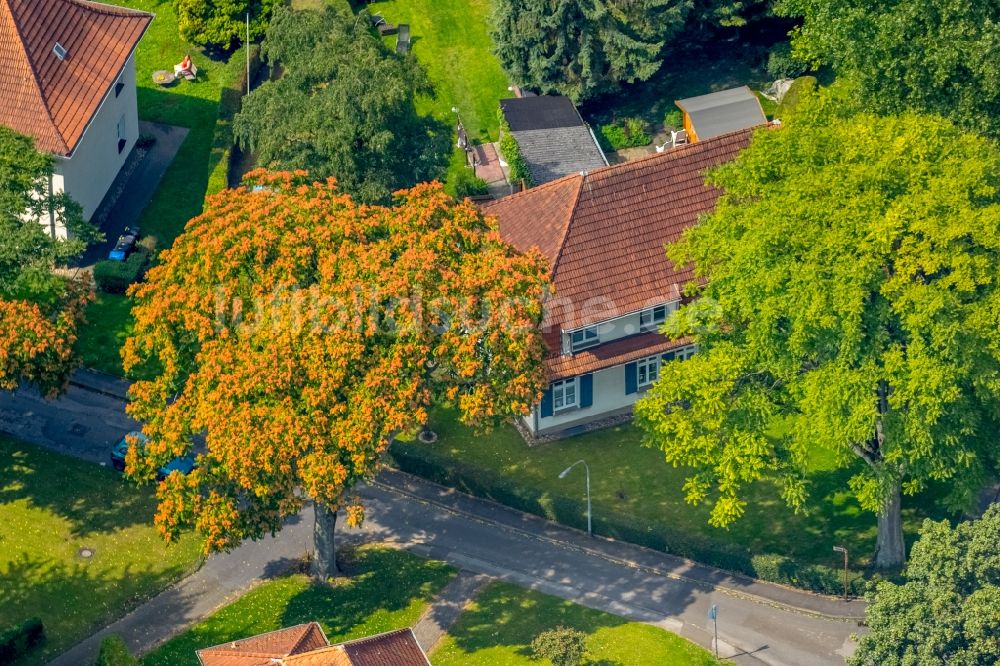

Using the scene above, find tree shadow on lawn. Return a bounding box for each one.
[0,440,160,537]
[0,551,183,665]
[444,581,628,663]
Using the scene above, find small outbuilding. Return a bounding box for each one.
[675,86,767,144]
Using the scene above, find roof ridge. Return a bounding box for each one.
[1,0,67,152]
[63,0,154,18]
[588,127,756,179]
[480,168,583,209]
[339,627,413,647]
[287,622,328,655]
[548,174,585,281]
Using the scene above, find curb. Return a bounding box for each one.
[371,473,866,624]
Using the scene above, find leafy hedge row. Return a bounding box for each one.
[0,617,44,662]
[207,43,262,195]
[93,248,150,294]
[596,117,650,151]
[95,635,139,665]
[497,109,533,187]
[389,445,867,597]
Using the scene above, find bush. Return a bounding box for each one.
[95,635,138,666]
[663,109,683,130]
[596,117,650,151]
[531,626,587,666]
[0,618,44,662]
[497,109,533,187]
[93,249,149,294]
[389,444,867,596]
[776,76,818,119]
[766,42,807,80]
[452,169,490,198]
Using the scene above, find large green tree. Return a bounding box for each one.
[0,127,97,394]
[850,506,1000,665]
[490,0,691,102]
[175,0,283,48]
[123,172,548,580]
[777,0,1000,139]
[634,86,1000,569]
[233,4,450,204]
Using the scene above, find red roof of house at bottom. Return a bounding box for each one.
[196,624,431,666]
[481,128,755,380]
[0,0,152,156]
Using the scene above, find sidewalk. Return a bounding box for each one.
[373,469,866,621]
[69,367,131,400]
[411,571,490,652]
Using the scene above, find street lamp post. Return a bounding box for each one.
[833,546,849,601]
[558,459,591,537]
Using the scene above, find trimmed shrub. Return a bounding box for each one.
[531,626,587,666]
[497,108,533,187]
[95,635,138,666]
[776,76,818,119]
[0,617,44,662]
[93,248,149,294]
[389,444,867,596]
[596,117,650,151]
[452,169,490,198]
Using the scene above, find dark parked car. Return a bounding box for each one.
[108,226,140,261]
[110,431,195,480]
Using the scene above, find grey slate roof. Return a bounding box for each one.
[500,95,607,185]
[511,126,608,185]
[675,86,767,141]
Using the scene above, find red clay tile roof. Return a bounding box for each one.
[197,625,428,666]
[197,623,329,666]
[0,0,152,155]
[544,333,692,380]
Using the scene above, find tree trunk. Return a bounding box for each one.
[311,501,340,582]
[873,480,905,569]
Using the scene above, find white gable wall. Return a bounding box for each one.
[50,52,139,238]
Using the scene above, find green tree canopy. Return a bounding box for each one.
[490,0,691,102]
[850,506,1000,665]
[777,0,1000,139]
[232,4,450,204]
[175,0,283,48]
[635,85,1000,569]
[0,127,98,394]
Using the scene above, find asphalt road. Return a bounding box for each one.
[0,380,860,666]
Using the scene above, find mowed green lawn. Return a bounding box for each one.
[393,411,951,572]
[0,436,201,665]
[141,547,455,665]
[431,582,720,666]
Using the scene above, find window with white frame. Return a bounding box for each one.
[552,378,578,411]
[570,326,599,352]
[640,304,668,331]
[673,344,698,361]
[637,355,660,387]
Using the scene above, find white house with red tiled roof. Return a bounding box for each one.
[482,129,755,437]
[0,0,152,238]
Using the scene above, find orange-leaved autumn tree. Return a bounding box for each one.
[123,171,549,580]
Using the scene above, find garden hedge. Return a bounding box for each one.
[0,617,44,662]
[389,445,867,596]
[95,635,138,666]
[93,248,149,294]
[596,118,650,151]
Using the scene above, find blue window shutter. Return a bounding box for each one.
[580,374,593,408]
[540,387,554,418]
[625,363,638,395]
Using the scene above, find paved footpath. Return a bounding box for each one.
[0,373,862,666]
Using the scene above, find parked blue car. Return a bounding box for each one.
[108,226,140,261]
[110,431,195,480]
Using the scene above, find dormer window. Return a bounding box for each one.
[570,325,599,352]
[52,42,68,61]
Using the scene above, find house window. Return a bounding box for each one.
[570,326,599,352]
[552,378,578,411]
[115,76,125,98]
[640,304,668,331]
[637,355,660,388]
[667,344,698,361]
[116,115,127,153]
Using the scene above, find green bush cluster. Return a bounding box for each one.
[776,76,818,120]
[95,635,138,666]
[0,618,44,662]
[497,109,533,187]
[452,168,490,199]
[596,117,650,151]
[663,109,684,130]
[389,446,867,596]
[93,248,149,295]
[766,42,807,80]
[531,626,588,666]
